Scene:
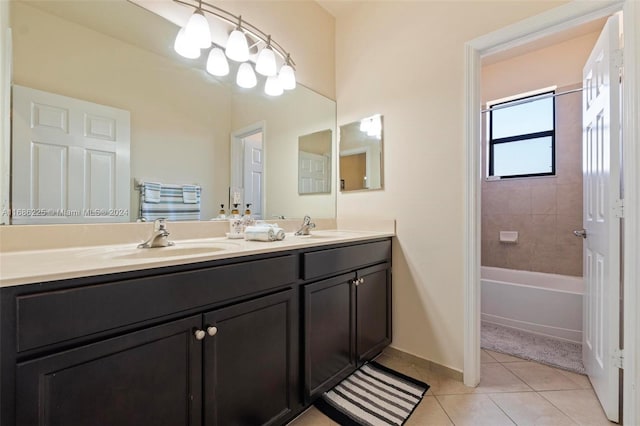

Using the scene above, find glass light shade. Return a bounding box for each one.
[264,75,283,96]
[236,62,257,88]
[278,64,296,90]
[206,47,229,76]
[184,11,211,49]
[225,29,250,62]
[255,47,277,76]
[174,28,200,59]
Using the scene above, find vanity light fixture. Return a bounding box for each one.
[206,47,229,77]
[236,62,257,89]
[264,75,284,96]
[174,28,201,59]
[255,36,277,77]
[173,0,296,96]
[225,17,250,62]
[183,8,212,49]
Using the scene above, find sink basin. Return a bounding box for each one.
[293,234,334,239]
[292,231,360,239]
[111,244,235,260]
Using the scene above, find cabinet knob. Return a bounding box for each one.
[194,329,206,341]
[353,278,359,286]
[359,278,365,284]
[207,326,218,337]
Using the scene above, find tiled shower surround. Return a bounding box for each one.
[481,83,583,277]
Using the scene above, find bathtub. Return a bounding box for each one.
[481,266,584,343]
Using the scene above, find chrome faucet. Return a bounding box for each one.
[138,218,174,248]
[295,215,316,236]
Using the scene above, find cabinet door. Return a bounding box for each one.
[304,273,356,400]
[203,289,298,426]
[356,263,392,361]
[16,315,202,426]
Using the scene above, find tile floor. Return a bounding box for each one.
[289,349,616,426]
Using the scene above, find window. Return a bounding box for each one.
[488,90,555,178]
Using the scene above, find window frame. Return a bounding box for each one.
[488,90,556,179]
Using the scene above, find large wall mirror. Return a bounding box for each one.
[5,0,336,224]
[339,115,384,191]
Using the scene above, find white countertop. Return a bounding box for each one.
[0,229,394,288]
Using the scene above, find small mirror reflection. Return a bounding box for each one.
[339,115,384,191]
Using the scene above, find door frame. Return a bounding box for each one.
[230,121,266,216]
[463,1,640,425]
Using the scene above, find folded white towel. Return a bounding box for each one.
[253,221,278,228]
[244,226,276,242]
[143,182,161,203]
[182,185,198,204]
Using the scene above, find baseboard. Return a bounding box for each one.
[481,314,582,344]
[381,346,463,381]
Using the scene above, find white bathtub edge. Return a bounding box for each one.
[482,314,582,344]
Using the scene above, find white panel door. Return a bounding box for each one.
[12,85,130,224]
[582,14,621,422]
[243,133,263,219]
[298,151,329,194]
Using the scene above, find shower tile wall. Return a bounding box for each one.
[481,84,583,277]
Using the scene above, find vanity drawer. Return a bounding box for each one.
[302,239,391,280]
[16,255,298,352]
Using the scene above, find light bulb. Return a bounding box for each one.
[255,46,277,76]
[278,64,296,90]
[206,47,229,76]
[264,75,283,96]
[368,115,382,138]
[184,10,211,49]
[236,63,257,88]
[174,27,200,59]
[360,118,371,132]
[226,29,249,62]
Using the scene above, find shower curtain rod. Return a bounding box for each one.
[480,87,584,114]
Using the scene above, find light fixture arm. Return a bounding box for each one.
[173,0,295,68]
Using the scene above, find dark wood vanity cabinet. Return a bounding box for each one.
[302,240,392,400]
[304,273,356,400]
[203,290,297,426]
[0,238,392,426]
[16,315,204,426]
[355,263,392,361]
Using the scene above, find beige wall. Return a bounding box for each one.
[335,0,568,372]
[481,32,600,277]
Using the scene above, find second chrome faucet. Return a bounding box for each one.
[295,215,316,236]
[138,218,174,248]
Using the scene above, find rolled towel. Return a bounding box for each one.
[273,227,286,241]
[253,221,278,229]
[244,226,276,242]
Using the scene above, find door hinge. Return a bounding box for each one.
[612,348,624,369]
[612,49,624,69]
[614,199,624,218]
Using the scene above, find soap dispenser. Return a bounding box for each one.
[242,203,255,230]
[217,204,226,219]
[228,204,243,238]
